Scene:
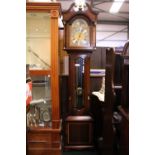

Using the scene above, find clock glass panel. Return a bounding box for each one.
[75,57,84,109]
[70,18,90,47]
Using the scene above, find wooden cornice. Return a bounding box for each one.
[26,2,62,15]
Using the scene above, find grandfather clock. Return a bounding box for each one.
[63,3,97,149]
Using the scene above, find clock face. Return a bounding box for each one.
[70,18,90,47]
[42,110,50,122]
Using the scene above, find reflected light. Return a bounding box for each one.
[110,0,125,13]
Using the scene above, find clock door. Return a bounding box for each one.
[69,54,90,115]
[74,57,84,109]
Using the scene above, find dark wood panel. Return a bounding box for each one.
[121,60,129,111]
[114,54,124,85]
[101,48,106,69]
[90,48,102,69]
[90,77,103,92]
[68,123,91,144]
[90,47,106,69]
[60,75,69,118]
[64,116,94,149]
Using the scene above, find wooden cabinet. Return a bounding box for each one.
[26,2,62,155]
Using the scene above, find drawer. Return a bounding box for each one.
[27,148,52,155]
[27,132,52,148]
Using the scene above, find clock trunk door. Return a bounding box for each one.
[69,54,90,115]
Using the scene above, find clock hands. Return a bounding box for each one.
[72,28,87,45]
[77,29,88,45]
[72,27,83,44]
[77,29,83,45]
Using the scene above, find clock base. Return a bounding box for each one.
[64,116,94,150]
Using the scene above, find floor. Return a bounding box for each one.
[63,150,97,155]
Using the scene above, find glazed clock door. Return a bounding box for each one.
[74,57,84,109]
[69,54,90,115]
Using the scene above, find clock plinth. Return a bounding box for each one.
[64,116,94,150]
[63,2,98,150]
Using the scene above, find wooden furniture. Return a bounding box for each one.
[62,3,97,150]
[101,48,115,155]
[111,42,129,155]
[104,44,129,155]
[117,42,129,155]
[26,2,62,155]
[89,42,129,155]
[90,48,116,155]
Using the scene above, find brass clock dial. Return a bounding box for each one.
[70,18,90,47]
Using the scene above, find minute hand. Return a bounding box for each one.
[78,29,84,44]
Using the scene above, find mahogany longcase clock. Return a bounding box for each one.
[63,3,97,149]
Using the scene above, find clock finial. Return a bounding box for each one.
[74,0,86,12]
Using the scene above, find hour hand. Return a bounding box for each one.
[72,38,79,44]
